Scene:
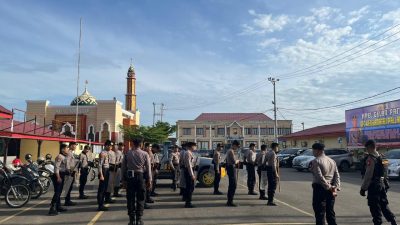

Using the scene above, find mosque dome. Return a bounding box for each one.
[70,88,97,106]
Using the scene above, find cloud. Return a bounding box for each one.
[258,38,281,48]
[347,5,369,25]
[241,10,290,35]
[381,8,400,24]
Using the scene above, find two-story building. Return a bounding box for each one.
[176,113,292,149]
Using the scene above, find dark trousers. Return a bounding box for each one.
[171,165,179,188]
[247,164,256,192]
[214,166,221,193]
[51,173,65,208]
[97,168,110,207]
[226,165,237,203]
[266,166,277,203]
[184,169,194,204]
[312,183,337,225]
[367,182,396,225]
[257,169,266,197]
[65,172,75,202]
[126,173,145,217]
[79,168,89,197]
[151,169,158,194]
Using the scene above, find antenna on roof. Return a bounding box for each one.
[75,17,83,142]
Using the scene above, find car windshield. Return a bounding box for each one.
[279,149,299,154]
[301,149,313,156]
[385,150,400,159]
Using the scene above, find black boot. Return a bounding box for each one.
[259,190,268,200]
[128,215,135,225]
[114,187,123,197]
[105,192,116,203]
[57,206,68,212]
[136,216,144,225]
[48,204,58,216]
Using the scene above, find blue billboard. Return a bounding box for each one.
[346,99,400,147]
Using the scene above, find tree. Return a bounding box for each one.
[120,121,176,144]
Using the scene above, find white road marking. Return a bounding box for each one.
[87,204,110,225]
[0,199,48,224]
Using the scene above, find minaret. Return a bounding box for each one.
[125,62,137,112]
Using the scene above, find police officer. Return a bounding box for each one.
[310,143,340,225]
[213,143,223,195]
[360,140,397,225]
[150,144,161,197]
[183,142,197,208]
[246,143,257,195]
[79,145,92,199]
[266,142,279,206]
[106,142,117,203]
[49,144,69,216]
[121,138,152,225]
[179,143,187,197]
[65,142,78,206]
[169,145,180,191]
[114,142,124,197]
[256,144,268,200]
[143,143,155,204]
[97,140,112,211]
[226,140,240,207]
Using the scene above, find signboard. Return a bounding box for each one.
[346,99,400,147]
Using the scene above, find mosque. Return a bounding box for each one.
[25,64,140,149]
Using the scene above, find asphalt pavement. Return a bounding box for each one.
[1,168,400,225]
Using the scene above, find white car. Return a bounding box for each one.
[386,149,400,179]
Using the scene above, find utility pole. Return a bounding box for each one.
[153,102,156,126]
[268,77,279,143]
[153,102,165,125]
[160,103,165,122]
[301,122,304,131]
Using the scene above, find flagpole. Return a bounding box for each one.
[75,17,82,142]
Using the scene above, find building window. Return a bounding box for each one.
[233,128,238,135]
[244,128,251,135]
[252,128,258,135]
[196,128,204,135]
[101,122,110,143]
[268,128,274,135]
[260,128,267,135]
[183,128,191,135]
[217,128,225,136]
[61,123,75,137]
[88,125,95,142]
[198,141,209,150]
[212,141,222,149]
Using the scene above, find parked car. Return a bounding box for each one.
[197,149,213,158]
[157,149,218,187]
[386,149,400,179]
[292,148,353,172]
[277,148,305,167]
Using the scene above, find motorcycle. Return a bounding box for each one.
[0,160,31,208]
[11,163,44,199]
[37,160,54,194]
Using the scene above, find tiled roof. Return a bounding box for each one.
[0,105,12,115]
[0,119,72,139]
[282,122,345,139]
[194,113,271,122]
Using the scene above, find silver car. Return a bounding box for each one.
[386,149,400,179]
[292,148,354,172]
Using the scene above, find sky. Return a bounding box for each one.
[1,0,400,131]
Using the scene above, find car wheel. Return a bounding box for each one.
[340,161,350,172]
[198,168,214,187]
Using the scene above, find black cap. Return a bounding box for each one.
[365,139,376,149]
[312,143,325,151]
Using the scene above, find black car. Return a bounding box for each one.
[277,148,306,167]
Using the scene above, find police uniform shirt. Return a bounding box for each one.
[184,150,195,178]
[154,153,160,164]
[99,150,110,170]
[148,151,155,166]
[169,152,180,167]
[311,153,341,190]
[361,151,380,191]
[213,151,221,167]
[179,149,186,167]
[121,148,152,182]
[79,152,91,169]
[55,154,68,174]
[266,150,278,171]
[226,149,237,166]
[108,150,117,165]
[256,151,266,167]
[247,150,257,165]
[115,150,124,166]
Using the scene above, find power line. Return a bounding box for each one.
[279,23,400,79]
[280,86,400,111]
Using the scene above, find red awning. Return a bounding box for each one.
[0,105,13,119]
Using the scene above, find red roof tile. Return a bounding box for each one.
[282,122,345,139]
[0,105,13,119]
[195,113,271,122]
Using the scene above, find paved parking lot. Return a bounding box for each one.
[1,168,400,225]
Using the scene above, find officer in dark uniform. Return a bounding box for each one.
[121,138,152,225]
[169,145,180,191]
[183,142,197,208]
[97,140,112,211]
[212,143,223,195]
[256,144,268,200]
[226,140,240,207]
[49,144,69,216]
[266,142,279,206]
[360,140,397,225]
[179,143,187,197]
[79,145,91,199]
[65,142,78,206]
[246,143,257,195]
